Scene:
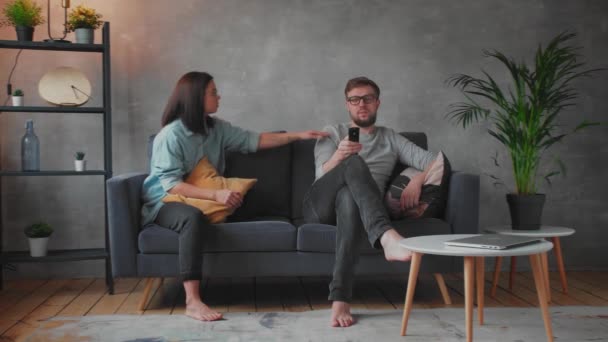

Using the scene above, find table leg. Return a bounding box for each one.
[541,252,551,303]
[475,257,485,325]
[552,237,568,294]
[509,256,516,290]
[529,254,554,342]
[464,256,475,342]
[400,252,423,336]
[491,256,502,298]
[433,273,452,305]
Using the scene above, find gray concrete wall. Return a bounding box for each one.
[1,0,607,277]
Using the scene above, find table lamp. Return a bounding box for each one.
[44,0,71,43]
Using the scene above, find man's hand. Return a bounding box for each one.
[400,177,423,210]
[215,189,243,209]
[293,130,330,141]
[321,137,362,174]
[335,137,362,161]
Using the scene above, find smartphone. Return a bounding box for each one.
[348,127,360,142]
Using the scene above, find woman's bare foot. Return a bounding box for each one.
[185,299,223,321]
[380,229,413,262]
[330,301,354,327]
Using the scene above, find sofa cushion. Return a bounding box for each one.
[139,220,297,253]
[296,218,450,253]
[225,144,292,221]
[163,157,258,223]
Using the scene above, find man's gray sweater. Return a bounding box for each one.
[314,123,437,193]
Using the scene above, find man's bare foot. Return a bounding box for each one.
[330,301,354,327]
[380,229,413,262]
[185,299,223,321]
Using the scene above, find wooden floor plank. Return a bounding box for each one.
[255,277,285,312]
[115,277,150,314]
[203,277,230,313]
[58,278,107,317]
[277,277,311,312]
[2,279,92,341]
[86,278,140,315]
[355,279,395,310]
[519,272,608,306]
[568,272,608,300]
[300,276,331,311]
[0,279,47,313]
[0,279,68,335]
[447,273,505,307]
[228,278,256,312]
[144,278,182,315]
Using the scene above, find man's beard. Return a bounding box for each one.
[351,111,377,128]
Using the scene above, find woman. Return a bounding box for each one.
[141,71,327,321]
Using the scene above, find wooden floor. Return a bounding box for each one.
[0,271,607,341]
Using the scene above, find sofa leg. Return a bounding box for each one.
[139,277,161,312]
[433,273,452,305]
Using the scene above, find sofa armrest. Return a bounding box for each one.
[106,172,148,277]
[444,171,480,234]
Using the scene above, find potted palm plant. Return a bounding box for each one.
[446,31,603,230]
[66,5,103,44]
[0,0,45,41]
[24,222,53,257]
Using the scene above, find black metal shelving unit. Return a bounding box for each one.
[0,22,113,294]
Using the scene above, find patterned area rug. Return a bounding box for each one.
[27,307,608,341]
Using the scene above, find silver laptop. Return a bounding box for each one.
[445,235,542,250]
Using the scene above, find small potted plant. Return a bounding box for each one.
[24,222,53,257]
[74,151,86,171]
[0,0,45,41]
[12,89,24,106]
[66,5,103,44]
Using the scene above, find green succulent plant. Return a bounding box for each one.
[12,89,23,96]
[74,151,85,160]
[0,0,45,28]
[24,222,53,238]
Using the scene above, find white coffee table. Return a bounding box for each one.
[486,225,575,299]
[399,234,554,342]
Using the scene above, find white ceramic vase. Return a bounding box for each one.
[12,96,23,106]
[75,159,86,171]
[28,237,49,257]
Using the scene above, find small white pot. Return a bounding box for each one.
[28,237,49,257]
[75,159,86,171]
[12,96,23,106]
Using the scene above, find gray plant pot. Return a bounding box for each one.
[75,28,94,44]
[506,193,546,230]
[16,26,34,41]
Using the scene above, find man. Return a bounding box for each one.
[302,77,438,328]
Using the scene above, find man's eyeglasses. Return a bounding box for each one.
[346,94,377,105]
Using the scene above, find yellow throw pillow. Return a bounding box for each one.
[163,157,257,223]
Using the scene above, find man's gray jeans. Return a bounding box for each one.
[302,155,392,302]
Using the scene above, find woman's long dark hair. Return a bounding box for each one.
[161,71,215,134]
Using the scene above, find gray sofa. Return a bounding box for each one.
[107,133,479,285]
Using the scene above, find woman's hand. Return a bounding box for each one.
[215,189,243,209]
[294,130,330,141]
